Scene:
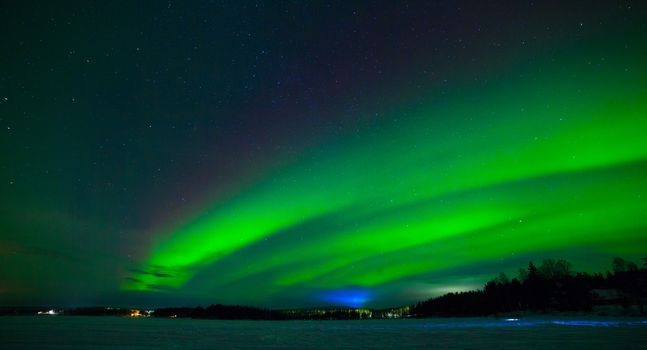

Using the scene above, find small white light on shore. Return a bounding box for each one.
[37,309,58,315]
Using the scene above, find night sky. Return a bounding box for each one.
[1,1,646,308]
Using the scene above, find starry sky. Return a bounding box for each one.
[1,1,646,308]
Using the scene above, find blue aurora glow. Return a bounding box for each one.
[320,289,372,308]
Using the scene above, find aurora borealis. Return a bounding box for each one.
[1,1,646,308]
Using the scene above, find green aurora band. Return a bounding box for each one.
[125,37,647,306]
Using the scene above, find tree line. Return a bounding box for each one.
[153,304,377,320]
[411,257,647,317]
[154,304,284,320]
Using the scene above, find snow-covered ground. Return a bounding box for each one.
[1,316,646,349]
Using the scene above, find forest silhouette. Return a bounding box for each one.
[411,257,646,317]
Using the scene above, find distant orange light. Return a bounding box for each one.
[129,310,142,317]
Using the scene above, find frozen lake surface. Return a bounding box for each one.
[1,316,647,349]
